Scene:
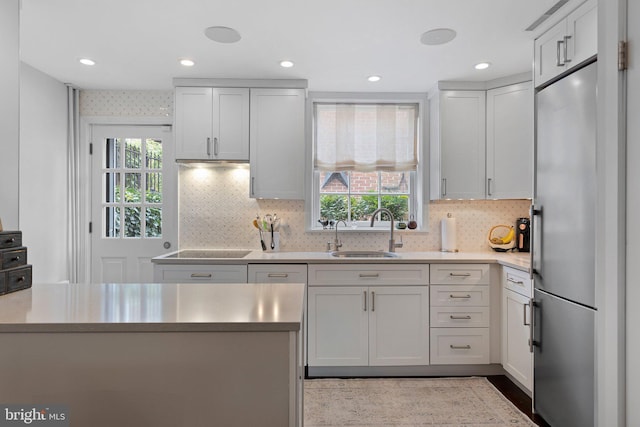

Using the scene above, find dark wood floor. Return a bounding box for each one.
[486,375,550,427]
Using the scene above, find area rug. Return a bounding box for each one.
[304,377,537,427]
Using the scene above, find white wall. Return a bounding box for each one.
[19,63,68,283]
[0,0,20,230]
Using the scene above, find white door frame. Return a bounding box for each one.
[78,116,174,283]
[596,0,627,426]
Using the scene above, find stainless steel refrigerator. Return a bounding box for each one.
[532,59,597,427]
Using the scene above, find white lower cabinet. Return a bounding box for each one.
[429,264,490,365]
[307,264,429,367]
[502,267,533,392]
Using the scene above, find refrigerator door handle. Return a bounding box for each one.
[529,299,538,353]
[530,205,542,280]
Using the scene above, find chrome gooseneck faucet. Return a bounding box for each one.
[333,220,347,251]
[370,208,403,252]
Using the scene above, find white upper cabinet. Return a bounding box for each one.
[486,82,533,199]
[174,87,249,161]
[250,88,306,199]
[430,90,486,200]
[534,0,597,88]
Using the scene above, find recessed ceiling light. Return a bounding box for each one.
[280,60,294,68]
[180,59,195,67]
[420,28,457,46]
[367,75,381,82]
[474,62,491,70]
[79,58,95,66]
[204,26,242,43]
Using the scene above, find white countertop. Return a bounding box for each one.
[0,282,305,333]
[153,249,531,272]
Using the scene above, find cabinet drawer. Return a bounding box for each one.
[0,232,22,250]
[430,328,490,364]
[503,267,532,298]
[430,306,490,328]
[430,285,490,306]
[0,247,27,270]
[308,264,429,286]
[247,264,307,284]
[430,264,489,285]
[158,265,247,283]
[2,265,33,294]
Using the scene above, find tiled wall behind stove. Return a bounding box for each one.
[80,90,531,253]
[180,166,531,253]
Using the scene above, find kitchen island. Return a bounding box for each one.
[0,282,305,427]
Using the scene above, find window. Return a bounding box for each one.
[102,137,164,238]
[310,97,425,230]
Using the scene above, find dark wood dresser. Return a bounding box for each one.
[0,231,32,295]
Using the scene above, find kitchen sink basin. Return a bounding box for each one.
[330,250,398,258]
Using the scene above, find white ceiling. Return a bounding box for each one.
[20,0,576,92]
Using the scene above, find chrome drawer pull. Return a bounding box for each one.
[449,294,471,299]
[371,291,375,312]
[450,344,471,350]
[507,277,525,285]
[190,273,212,278]
[359,273,379,278]
[450,315,472,320]
[11,257,20,262]
[363,291,367,312]
[449,273,471,277]
[267,273,289,278]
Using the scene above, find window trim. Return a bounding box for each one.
[305,92,429,232]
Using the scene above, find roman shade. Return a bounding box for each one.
[314,103,418,172]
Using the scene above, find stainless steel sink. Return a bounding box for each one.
[330,250,399,258]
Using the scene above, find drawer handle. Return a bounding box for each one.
[450,344,471,350]
[449,294,471,299]
[507,277,525,285]
[17,276,26,282]
[267,273,289,278]
[5,238,15,244]
[449,272,471,277]
[190,273,212,278]
[11,256,20,262]
[359,273,379,278]
[363,291,367,312]
[450,315,472,320]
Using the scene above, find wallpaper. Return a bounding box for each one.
[80,90,172,117]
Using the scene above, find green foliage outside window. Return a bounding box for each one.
[320,194,408,223]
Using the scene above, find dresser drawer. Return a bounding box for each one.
[430,306,490,328]
[0,232,22,250]
[430,285,490,306]
[0,247,27,270]
[503,267,532,298]
[430,264,490,285]
[2,265,32,294]
[430,328,490,364]
[308,264,429,286]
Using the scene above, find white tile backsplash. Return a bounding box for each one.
[179,165,531,253]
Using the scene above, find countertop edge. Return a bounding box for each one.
[0,322,302,333]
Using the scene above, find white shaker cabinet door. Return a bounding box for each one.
[250,88,306,199]
[437,90,486,199]
[368,286,429,366]
[486,82,533,199]
[174,87,213,160]
[307,286,369,366]
[213,88,250,161]
[502,288,533,392]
